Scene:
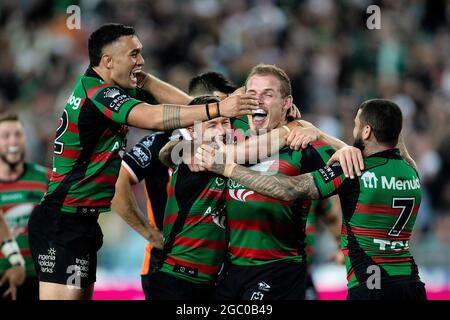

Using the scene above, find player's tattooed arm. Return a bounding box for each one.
[207,162,320,202]
[230,165,320,202]
[397,134,418,172]
[162,105,182,130]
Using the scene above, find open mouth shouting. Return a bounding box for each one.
[130,68,141,86]
[251,108,268,127]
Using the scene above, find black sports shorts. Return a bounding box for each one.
[214,259,307,300]
[347,277,427,300]
[28,204,103,289]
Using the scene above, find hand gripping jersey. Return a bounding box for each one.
[226,141,335,266]
[311,149,422,289]
[160,164,228,284]
[0,163,50,277]
[42,68,145,214]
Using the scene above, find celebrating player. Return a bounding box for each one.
[0,113,49,300]
[27,23,258,300]
[197,99,426,300]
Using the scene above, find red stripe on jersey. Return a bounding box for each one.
[197,188,224,201]
[80,173,118,185]
[306,225,316,234]
[103,107,113,120]
[372,256,413,264]
[68,122,79,134]
[165,256,220,275]
[59,147,81,159]
[50,172,66,182]
[229,246,299,260]
[342,225,412,241]
[63,197,111,207]
[332,175,342,189]
[173,236,227,251]
[355,203,420,216]
[0,182,47,192]
[86,84,109,99]
[90,151,117,163]
[347,268,355,281]
[268,160,301,176]
[167,185,175,198]
[164,213,178,226]
[229,219,293,234]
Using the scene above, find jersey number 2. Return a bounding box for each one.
[388,197,415,237]
[54,110,69,155]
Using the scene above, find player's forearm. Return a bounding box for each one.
[224,122,299,163]
[397,134,418,172]
[217,164,320,202]
[141,73,192,104]
[0,214,12,242]
[128,103,211,131]
[111,183,153,241]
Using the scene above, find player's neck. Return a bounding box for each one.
[0,160,24,181]
[363,143,394,158]
[92,66,113,85]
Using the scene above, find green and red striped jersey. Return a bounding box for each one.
[160,164,228,284]
[42,68,144,214]
[311,149,422,289]
[226,140,334,266]
[0,163,50,277]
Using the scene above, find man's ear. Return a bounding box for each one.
[101,54,113,69]
[362,125,372,140]
[282,95,293,117]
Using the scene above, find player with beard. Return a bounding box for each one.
[0,113,49,300]
[197,99,426,300]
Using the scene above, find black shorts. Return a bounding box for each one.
[214,260,307,300]
[28,204,103,289]
[347,277,427,300]
[142,270,215,300]
[0,276,39,300]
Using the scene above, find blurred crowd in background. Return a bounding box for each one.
[0,0,449,276]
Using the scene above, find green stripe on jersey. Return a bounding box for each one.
[0,163,49,276]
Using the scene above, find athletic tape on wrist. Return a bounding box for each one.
[1,239,25,267]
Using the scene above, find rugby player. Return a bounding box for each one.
[195,64,337,300]
[198,99,426,300]
[0,113,49,300]
[27,23,258,300]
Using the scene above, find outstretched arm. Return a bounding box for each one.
[127,94,259,131]
[137,72,192,104]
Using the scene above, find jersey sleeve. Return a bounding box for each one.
[89,85,142,124]
[299,140,335,172]
[311,163,347,198]
[122,132,171,183]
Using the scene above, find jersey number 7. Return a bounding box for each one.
[388,197,415,237]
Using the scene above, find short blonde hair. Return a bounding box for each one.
[245,64,292,98]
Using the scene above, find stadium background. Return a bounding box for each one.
[0,0,449,299]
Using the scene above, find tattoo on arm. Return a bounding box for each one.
[163,105,182,130]
[230,165,320,201]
